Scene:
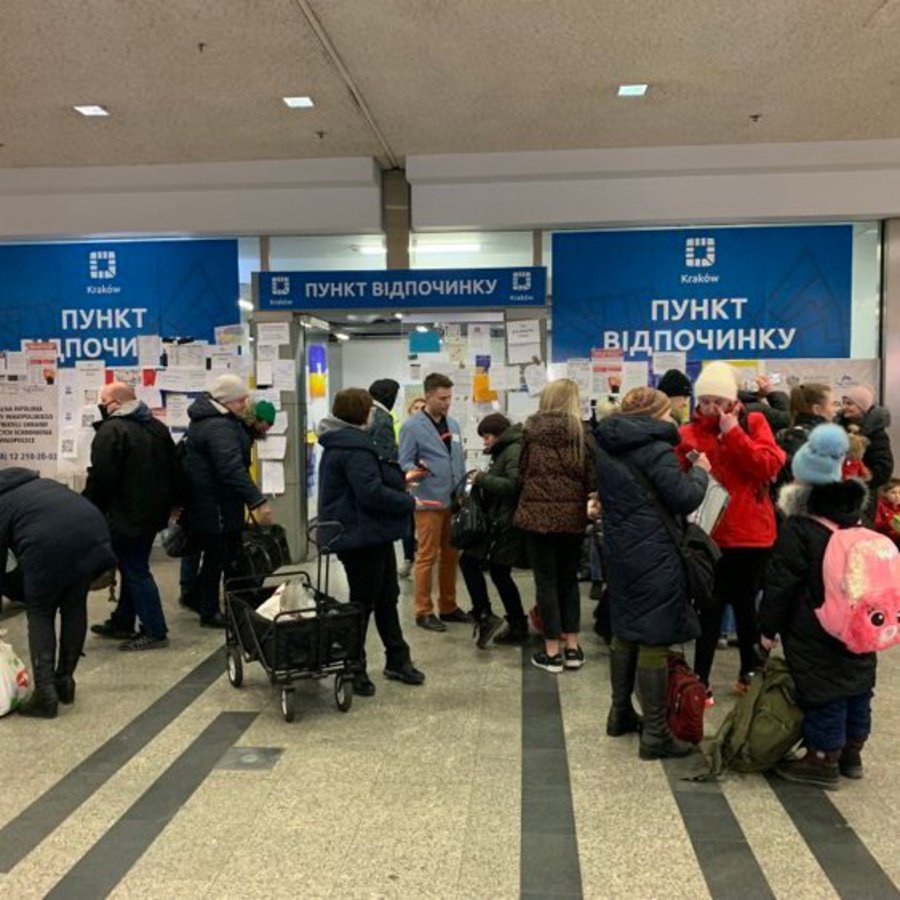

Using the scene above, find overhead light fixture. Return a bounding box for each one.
[334,331,350,342]
[74,105,109,116]
[415,325,429,333]
[393,312,404,320]
[617,84,649,97]
[237,299,254,311]
[413,242,482,254]
[358,244,386,256]
[283,96,314,108]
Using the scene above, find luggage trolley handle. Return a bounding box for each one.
[307,520,344,597]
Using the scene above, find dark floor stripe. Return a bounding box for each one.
[520,645,583,899]
[767,775,899,899]
[663,762,775,900]
[44,712,257,899]
[0,646,225,873]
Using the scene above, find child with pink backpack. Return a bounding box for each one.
[760,424,900,789]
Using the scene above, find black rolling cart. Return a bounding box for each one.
[223,523,364,722]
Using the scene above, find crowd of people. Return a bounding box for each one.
[1,361,896,789]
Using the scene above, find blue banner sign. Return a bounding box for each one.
[257,267,547,310]
[0,239,239,365]
[551,225,853,361]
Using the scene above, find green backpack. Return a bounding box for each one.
[701,656,803,777]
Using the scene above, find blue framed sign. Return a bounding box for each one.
[257,267,547,310]
[551,225,853,361]
[0,239,239,365]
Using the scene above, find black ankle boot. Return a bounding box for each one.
[19,684,59,718]
[19,654,59,718]
[54,673,76,705]
[494,616,529,644]
[606,647,642,737]
[636,666,692,760]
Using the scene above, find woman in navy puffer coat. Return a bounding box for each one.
[594,388,709,760]
[317,388,425,694]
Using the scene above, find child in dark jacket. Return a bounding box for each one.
[760,424,876,790]
[874,479,900,548]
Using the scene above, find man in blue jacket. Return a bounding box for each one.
[398,372,468,632]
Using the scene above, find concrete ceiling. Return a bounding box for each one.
[3,0,900,169]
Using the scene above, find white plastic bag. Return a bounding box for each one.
[0,638,32,716]
[256,580,317,623]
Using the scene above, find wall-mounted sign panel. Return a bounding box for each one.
[552,225,853,361]
[258,267,547,310]
[0,239,239,365]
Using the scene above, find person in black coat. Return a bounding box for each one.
[594,388,709,760]
[0,468,116,717]
[458,414,528,648]
[837,385,894,514]
[317,388,426,692]
[773,383,834,494]
[738,375,791,434]
[183,375,274,628]
[84,381,180,649]
[761,424,877,788]
[367,378,400,463]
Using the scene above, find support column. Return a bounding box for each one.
[383,169,410,270]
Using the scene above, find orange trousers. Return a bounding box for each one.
[413,509,459,618]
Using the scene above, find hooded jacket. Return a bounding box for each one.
[837,406,894,492]
[317,416,415,552]
[678,409,784,548]
[0,468,116,600]
[595,415,707,645]
[183,395,265,535]
[514,413,596,534]
[760,479,876,706]
[466,423,526,566]
[83,400,179,538]
[773,411,830,493]
[368,404,399,463]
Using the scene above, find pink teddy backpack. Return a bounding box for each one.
[810,516,900,654]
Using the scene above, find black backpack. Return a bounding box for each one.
[450,474,489,550]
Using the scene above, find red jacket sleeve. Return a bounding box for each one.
[720,412,785,483]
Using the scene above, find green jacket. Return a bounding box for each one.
[469,424,526,566]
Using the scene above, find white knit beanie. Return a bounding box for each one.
[693,362,738,402]
[210,374,249,404]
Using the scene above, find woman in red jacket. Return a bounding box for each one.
[677,362,785,703]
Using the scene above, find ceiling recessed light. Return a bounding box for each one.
[334,331,350,342]
[617,84,649,97]
[393,312,404,320]
[237,299,254,311]
[283,96,314,108]
[74,105,109,116]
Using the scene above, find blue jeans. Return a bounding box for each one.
[112,534,168,639]
[802,691,872,752]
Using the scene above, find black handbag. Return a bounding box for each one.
[450,473,489,551]
[623,460,721,611]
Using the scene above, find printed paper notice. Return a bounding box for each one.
[507,320,540,345]
[256,362,274,387]
[272,360,297,393]
[257,322,290,346]
[508,341,541,365]
[257,343,279,362]
[270,411,288,434]
[137,335,163,368]
[566,358,592,395]
[261,461,285,495]
[467,324,492,359]
[651,351,687,378]
[257,436,287,460]
[621,360,650,395]
[524,362,548,397]
[166,394,191,429]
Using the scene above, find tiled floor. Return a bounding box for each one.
[0,552,898,899]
